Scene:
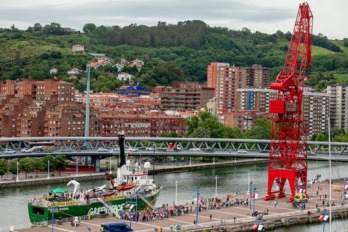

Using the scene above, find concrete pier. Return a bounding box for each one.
[18,178,348,232]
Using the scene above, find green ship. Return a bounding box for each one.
[28,185,161,223]
[28,132,161,224]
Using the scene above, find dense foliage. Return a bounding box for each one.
[1,21,347,93]
[0,155,69,179]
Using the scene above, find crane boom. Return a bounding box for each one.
[264,2,313,203]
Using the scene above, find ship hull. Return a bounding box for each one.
[28,191,160,224]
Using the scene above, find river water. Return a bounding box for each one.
[1,160,348,231]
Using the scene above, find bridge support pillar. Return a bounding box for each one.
[91,156,101,172]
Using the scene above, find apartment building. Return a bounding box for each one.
[159,82,209,111]
[100,111,186,137]
[240,64,271,89]
[0,79,76,137]
[207,62,270,113]
[327,84,348,131]
[236,88,329,137]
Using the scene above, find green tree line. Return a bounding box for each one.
[0,155,68,180]
[1,20,348,93]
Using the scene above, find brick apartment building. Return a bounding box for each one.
[0,79,75,137]
[157,82,214,111]
[100,111,185,137]
[0,79,186,137]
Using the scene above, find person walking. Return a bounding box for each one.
[274,200,278,207]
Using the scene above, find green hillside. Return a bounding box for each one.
[0,21,348,93]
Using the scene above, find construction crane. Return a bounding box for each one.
[264,2,313,203]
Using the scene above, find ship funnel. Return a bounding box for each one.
[118,131,126,167]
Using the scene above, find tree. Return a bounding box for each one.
[19,157,35,179]
[249,118,272,139]
[54,155,68,175]
[8,160,18,179]
[43,155,56,173]
[0,158,8,179]
[189,127,211,138]
[32,158,45,177]
[83,23,97,33]
[33,23,43,32]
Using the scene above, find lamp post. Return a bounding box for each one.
[249,180,253,210]
[51,201,55,232]
[175,180,178,205]
[153,145,155,180]
[215,175,218,197]
[247,173,250,195]
[16,161,19,182]
[47,160,50,179]
[76,158,79,177]
[252,187,256,215]
[195,186,200,225]
[109,156,112,174]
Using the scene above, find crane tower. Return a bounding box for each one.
[264,2,313,203]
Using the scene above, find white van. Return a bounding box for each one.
[4,149,16,154]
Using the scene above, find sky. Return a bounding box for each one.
[0,0,347,40]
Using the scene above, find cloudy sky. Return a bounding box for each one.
[0,0,346,39]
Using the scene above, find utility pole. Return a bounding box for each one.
[195,186,200,225]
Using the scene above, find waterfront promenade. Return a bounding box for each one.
[5,159,348,231]
[18,177,348,232]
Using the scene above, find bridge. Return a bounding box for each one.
[0,136,347,161]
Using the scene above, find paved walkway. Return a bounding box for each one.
[18,178,348,232]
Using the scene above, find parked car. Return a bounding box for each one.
[21,148,32,153]
[4,149,16,154]
[238,150,247,154]
[127,148,139,152]
[100,222,133,232]
[98,147,109,152]
[145,147,157,151]
[189,148,201,151]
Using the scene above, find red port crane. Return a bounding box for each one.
[264,2,313,203]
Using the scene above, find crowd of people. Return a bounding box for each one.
[116,195,252,223]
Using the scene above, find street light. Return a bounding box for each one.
[247,173,250,195]
[215,176,218,198]
[51,200,55,232]
[195,186,200,225]
[249,180,253,210]
[76,158,79,177]
[47,160,50,179]
[153,145,155,180]
[109,156,112,174]
[16,161,19,182]
[252,187,256,215]
[175,180,178,206]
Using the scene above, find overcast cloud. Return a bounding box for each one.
[0,0,346,39]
